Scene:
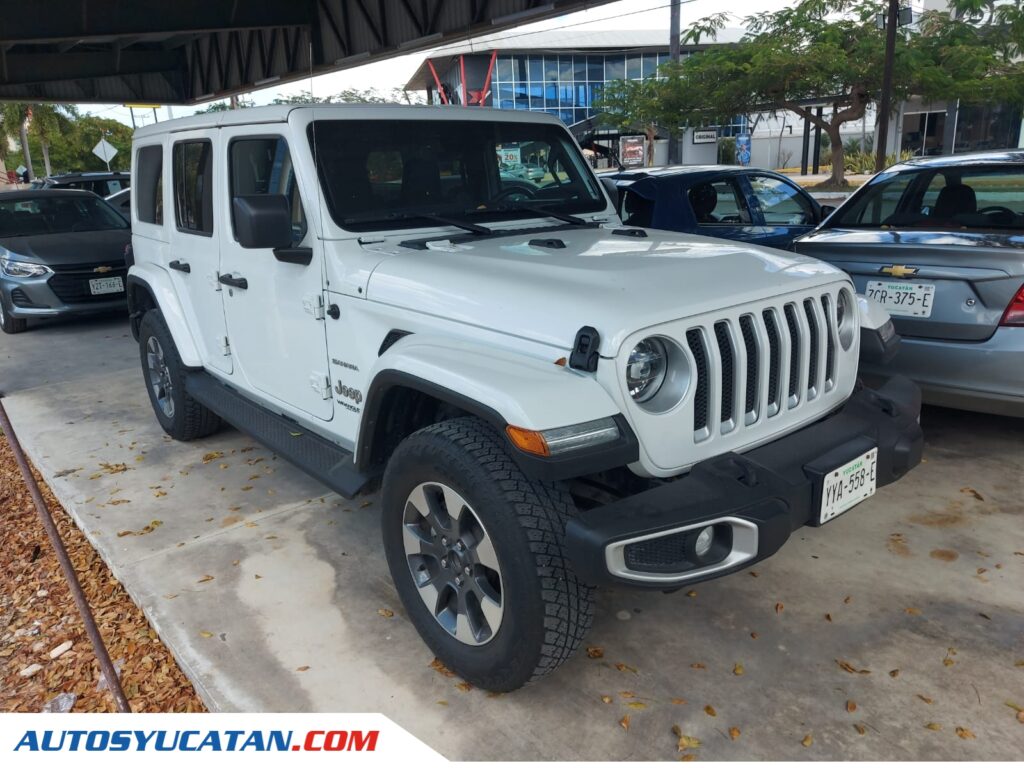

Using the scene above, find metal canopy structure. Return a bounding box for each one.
[0,0,617,104]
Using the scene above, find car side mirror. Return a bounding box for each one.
[232,195,293,249]
[818,204,837,223]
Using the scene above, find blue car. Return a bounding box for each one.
[606,166,830,250]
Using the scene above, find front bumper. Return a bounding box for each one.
[566,375,923,588]
[1,272,127,318]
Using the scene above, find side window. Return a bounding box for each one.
[230,137,306,244]
[106,179,123,195]
[135,145,163,225]
[748,175,816,225]
[688,179,752,225]
[173,140,214,235]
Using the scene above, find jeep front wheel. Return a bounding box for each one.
[381,416,594,692]
[138,310,221,441]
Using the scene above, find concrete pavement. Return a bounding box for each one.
[1,313,1022,760]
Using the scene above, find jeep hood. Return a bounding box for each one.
[365,226,847,356]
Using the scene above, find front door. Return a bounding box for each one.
[689,176,765,243]
[168,134,231,373]
[217,132,333,421]
[744,174,819,249]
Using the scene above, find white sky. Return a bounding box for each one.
[84,0,789,128]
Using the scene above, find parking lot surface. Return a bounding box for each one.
[2,314,1022,760]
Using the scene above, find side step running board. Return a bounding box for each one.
[185,371,372,499]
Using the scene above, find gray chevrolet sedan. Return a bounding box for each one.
[0,189,130,334]
[795,151,1024,417]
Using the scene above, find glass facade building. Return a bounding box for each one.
[489,52,672,127]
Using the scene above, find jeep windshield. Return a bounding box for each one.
[309,119,605,232]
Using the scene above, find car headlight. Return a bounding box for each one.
[627,337,668,403]
[0,255,52,278]
[836,288,857,350]
[624,336,691,413]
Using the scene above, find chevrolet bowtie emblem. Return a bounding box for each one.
[93,265,114,273]
[880,264,918,278]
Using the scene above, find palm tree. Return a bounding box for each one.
[30,103,79,177]
[1,103,33,180]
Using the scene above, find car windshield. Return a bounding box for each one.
[0,195,128,237]
[829,164,1024,231]
[309,119,605,231]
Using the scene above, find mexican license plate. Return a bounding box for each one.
[89,276,124,295]
[820,448,878,524]
[865,280,935,317]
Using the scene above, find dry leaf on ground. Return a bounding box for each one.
[801,734,813,747]
[703,705,717,717]
[728,727,740,740]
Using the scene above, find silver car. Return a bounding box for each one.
[795,151,1024,417]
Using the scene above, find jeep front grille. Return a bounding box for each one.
[690,293,839,443]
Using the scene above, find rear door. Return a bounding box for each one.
[216,130,333,421]
[168,134,231,372]
[810,165,1024,341]
[743,173,819,249]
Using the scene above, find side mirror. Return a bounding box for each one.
[818,204,837,223]
[232,195,293,249]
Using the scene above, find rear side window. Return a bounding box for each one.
[135,145,163,225]
[173,140,214,235]
[229,137,306,244]
[688,179,752,225]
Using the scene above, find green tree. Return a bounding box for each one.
[30,104,79,177]
[593,78,666,167]
[645,0,1024,186]
[1,103,34,179]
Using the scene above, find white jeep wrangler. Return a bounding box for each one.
[127,105,922,692]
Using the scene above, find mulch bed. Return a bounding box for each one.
[0,426,206,712]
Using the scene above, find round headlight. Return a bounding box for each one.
[837,288,856,350]
[626,337,668,403]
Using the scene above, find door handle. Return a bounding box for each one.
[169,260,191,274]
[218,273,248,290]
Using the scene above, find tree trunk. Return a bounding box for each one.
[646,125,657,167]
[41,141,52,177]
[827,125,845,187]
[18,119,34,181]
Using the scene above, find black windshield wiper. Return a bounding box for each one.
[417,212,492,235]
[488,203,587,226]
[343,210,491,236]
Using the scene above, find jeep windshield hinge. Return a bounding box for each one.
[219,336,231,356]
[569,326,601,372]
[303,293,326,320]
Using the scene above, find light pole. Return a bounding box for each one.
[874,0,899,172]
[668,0,681,164]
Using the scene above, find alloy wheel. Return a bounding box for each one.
[145,336,175,419]
[402,482,504,646]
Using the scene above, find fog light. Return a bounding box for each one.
[694,526,715,559]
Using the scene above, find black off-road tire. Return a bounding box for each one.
[0,298,28,334]
[381,416,594,692]
[138,309,221,441]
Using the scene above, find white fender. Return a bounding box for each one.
[857,293,893,332]
[128,262,203,368]
[368,334,621,432]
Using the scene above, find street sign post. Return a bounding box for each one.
[92,138,118,171]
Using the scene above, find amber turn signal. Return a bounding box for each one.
[505,425,550,457]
